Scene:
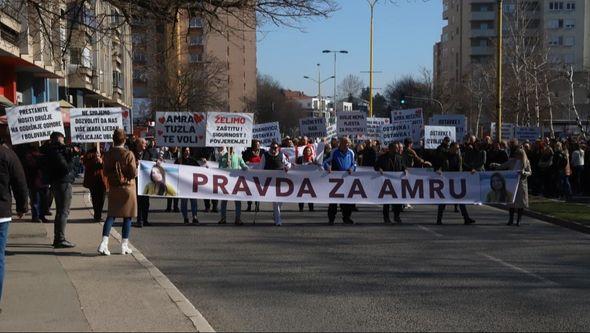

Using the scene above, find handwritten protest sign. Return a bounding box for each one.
[431,115,467,142]
[156,112,207,147]
[326,123,337,139]
[391,108,423,142]
[424,125,456,149]
[253,122,281,146]
[380,122,412,146]
[299,117,328,138]
[364,117,390,140]
[6,102,64,145]
[206,112,253,147]
[70,108,123,143]
[337,111,367,137]
[491,122,515,141]
[515,127,542,142]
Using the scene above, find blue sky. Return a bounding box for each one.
[257,0,444,97]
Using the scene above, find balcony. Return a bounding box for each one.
[471,11,495,21]
[471,45,494,56]
[471,29,496,38]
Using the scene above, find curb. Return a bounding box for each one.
[83,192,215,332]
[489,204,590,235]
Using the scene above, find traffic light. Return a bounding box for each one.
[400,93,407,105]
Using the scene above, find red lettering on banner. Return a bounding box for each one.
[276,178,294,197]
[192,173,208,192]
[429,179,445,199]
[449,179,466,198]
[253,177,272,195]
[347,179,367,198]
[213,175,229,194]
[215,115,246,124]
[378,179,398,199]
[297,178,317,198]
[232,176,252,196]
[329,178,345,198]
[401,179,424,198]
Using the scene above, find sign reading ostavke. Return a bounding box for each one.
[206,112,253,148]
[139,161,520,205]
[70,108,123,143]
[7,101,64,145]
[424,125,457,149]
[381,122,412,146]
[156,112,207,147]
[253,122,281,146]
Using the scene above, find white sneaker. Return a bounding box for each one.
[97,241,110,256]
[121,240,133,255]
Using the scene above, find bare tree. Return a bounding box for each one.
[337,74,364,102]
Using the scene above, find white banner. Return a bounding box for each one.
[253,122,281,146]
[6,102,64,145]
[138,161,520,205]
[381,122,412,146]
[424,125,457,149]
[431,115,467,142]
[155,112,207,147]
[326,124,337,139]
[365,117,390,140]
[391,108,424,143]
[337,111,367,137]
[70,108,123,143]
[206,112,253,148]
[299,117,327,138]
[515,127,542,142]
[491,122,515,141]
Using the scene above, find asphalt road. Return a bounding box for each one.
[130,200,590,332]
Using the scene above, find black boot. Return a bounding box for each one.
[507,208,514,226]
[516,209,523,226]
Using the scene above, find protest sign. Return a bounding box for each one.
[70,108,123,143]
[515,127,542,142]
[424,125,457,149]
[326,124,337,139]
[139,161,520,205]
[431,115,467,141]
[391,108,424,142]
[299,117,328,138]
[380,122,412,146]
[365,117,390,140]
[253,122,281,146]
[491,122,515,141]
[121,108,132,134]
[336,111,367,137]
[206,112,253,148]
[6,102,64,145]
[156,112,207,147]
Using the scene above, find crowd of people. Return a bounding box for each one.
[0,127,588,304]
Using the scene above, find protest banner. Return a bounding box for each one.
[336,111,367,137]
[70,108,123,143]
[424,125,457,149]
[491,122,515,141]
[381,122,412,146]
[299,117,327,138]
[139,161,520,205]
[253,122,281,146]
[155,112,207,147]
[365,117,390,140]
[515,127,542,142]
[6,101,64,145]
[391,108,424,142]
[206,112,253,148]
[431,115,467,141]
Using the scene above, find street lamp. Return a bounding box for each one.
[304,63,335,114]
[322,50,349,113]
[367,0,379,117]
[496,0,504,141]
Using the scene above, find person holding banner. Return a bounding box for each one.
[492,148,532,226]
[375,142,405,224]
[296,145,317,212]
[243,140,265,213]
[402,138,432,169]
[259,142,292,226]
[82,147,108,222]
[176,147,200,224]
[193,147,218,213]
[134,138,156,228]
[98,129,137,256]
[323,137,357,225]
[162,147,180,213]
[218,147,248,225]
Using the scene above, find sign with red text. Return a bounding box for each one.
[206,112,253,148]
[337,111,367,137]
[139,161,520,205]
[155,112,207,147]
[70,108,123,143]
[6,102,64,145]
[391,108,424,142]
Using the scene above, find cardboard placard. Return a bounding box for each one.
[206,112,253,147]
[431,115,467,142]
[6,102,64,145]
[336,111,367,137]
[70,108,124,143]
[380,122,412,146]
[299,117,328,138]
[391,108,424,143]
[155,112,207,147]
[424,125,457,149]
[253,122,281,146]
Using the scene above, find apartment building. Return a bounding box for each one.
[131,9,257,124]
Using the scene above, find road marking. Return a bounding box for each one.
[417,225,444,237]
[479,253,559,287]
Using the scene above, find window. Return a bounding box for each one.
[565,19,575,28]
[566,2,576,10]
[189,35,203,46]
[564,54,574,64]
[549,36,563,46]
[504,4,516,13]
[133,52,146,63]
[132,34,144,44]
[189,17,203,28]
[70,48,82,65]
[549,1,564,10]
[564,36,575,46]
[112,71,123,89]
[189,52,202,63]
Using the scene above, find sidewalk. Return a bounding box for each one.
[0,183,214,332]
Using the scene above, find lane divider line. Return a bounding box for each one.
[417,225,444,237]
[479,253,559,287]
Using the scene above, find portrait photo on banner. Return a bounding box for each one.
[138,161,180,197]
[479,172,519,204]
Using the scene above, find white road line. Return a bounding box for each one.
[479,253,559,287]
[417,225,444,238]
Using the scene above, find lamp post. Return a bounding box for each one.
[496,0,504,141]
[322,50,348,113]
[304,63,335,116]
[367,0,379,117]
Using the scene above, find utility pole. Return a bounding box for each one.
[368,0,378,117]
[323,50,349,113]
[304,63,335,117]
[496,0,504,141]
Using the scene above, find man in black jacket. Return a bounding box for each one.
[41,132,78,248]
[0,139,28,303]
[375,141,404,224]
